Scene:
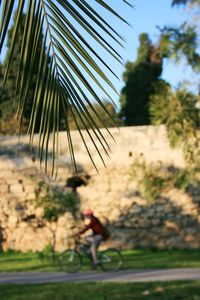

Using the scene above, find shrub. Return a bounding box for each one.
[35,181,79,221]
[130,158,197,203]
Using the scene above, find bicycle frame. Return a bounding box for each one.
[74,237,93,260]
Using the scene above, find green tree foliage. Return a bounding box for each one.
[150,81,200,168]
[158,0,200,73]
[0,12,44,134]
[120,33,163,126]
[172,0,200,6]
[159,23,200,72]
[151,0,200,170]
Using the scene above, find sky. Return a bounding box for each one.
[0,0,195,109]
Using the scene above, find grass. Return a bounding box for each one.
[1,249,200,300]
[0,281,200,300]
[0,251,56,272]
[123,249,200,269]
[0,249,200,272]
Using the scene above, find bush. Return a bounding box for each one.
[130,158,197,203]
[150,83,200,169]
[35,181,79,221]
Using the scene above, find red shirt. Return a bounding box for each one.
[79,216,109,241]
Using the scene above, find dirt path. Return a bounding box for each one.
[0,269,200,284]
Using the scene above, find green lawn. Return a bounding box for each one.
[0,281,200,300]
[0,251,56,272]
[123,249,200,269]
[0,249,200,272]
[1,249,200,300]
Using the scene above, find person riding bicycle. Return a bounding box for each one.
[76,209,110,267]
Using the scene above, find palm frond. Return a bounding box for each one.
[0,0,133,175]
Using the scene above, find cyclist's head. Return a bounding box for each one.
[81,209,94,217]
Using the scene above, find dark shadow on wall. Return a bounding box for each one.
[99,165,200,250]
[0,142,85,173]
[109,197,200,249]
[0,142,43,158]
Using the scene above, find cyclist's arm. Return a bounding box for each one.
[78,219,94,235]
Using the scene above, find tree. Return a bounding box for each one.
[120,33,163,125]
[0,12,45,134]
[0,0,132,173]
[158,0,200,74]
[150,81,200,169]
[172,0,200,6]
[150,0,200,170]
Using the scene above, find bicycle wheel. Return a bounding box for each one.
[99,248,123,271]
[59,249,83,273]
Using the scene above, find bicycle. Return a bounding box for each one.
[59,236,123,273]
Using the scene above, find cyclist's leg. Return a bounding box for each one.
[84,234,93,243]
[90,235,102,265]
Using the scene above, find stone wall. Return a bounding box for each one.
[0,125,200,252]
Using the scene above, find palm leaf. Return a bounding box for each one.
[0,0,133,175]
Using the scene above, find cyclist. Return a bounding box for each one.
[76,209,110,267]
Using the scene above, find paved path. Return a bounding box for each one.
[0,269,200,284]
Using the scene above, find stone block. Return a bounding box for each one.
[8,215,18,227]
[35,207,44,219]
[120,197,132,209]
[26,192,36,200]
[6,179,19,185]
[19,222,28,228]
[0,159,15,171]
[184,234,196,242]
[50,222,57,231]
[9,184,24,194]
[129,205,142,214]
[56,227,67,242]
[0,184,8,194]
[24,185,35,193]
[57,216,66,227]
[165,221,180,233]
